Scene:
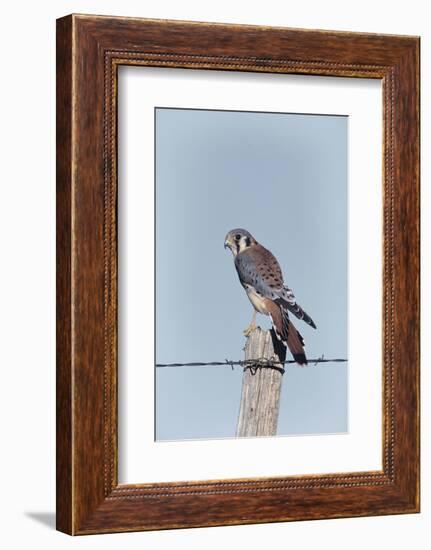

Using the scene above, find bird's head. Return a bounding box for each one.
[224,228,257,257]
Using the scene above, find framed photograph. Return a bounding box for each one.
[56,14,420,535]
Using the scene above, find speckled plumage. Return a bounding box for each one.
[224,228,316,365]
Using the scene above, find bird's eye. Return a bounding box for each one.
[235,234,241,241]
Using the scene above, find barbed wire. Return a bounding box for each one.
[156,356,347,370]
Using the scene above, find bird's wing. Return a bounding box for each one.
[279,285,317,328]
[234,244,284,300]
[235,245,317,329]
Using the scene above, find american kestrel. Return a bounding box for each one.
[224,228,316,365]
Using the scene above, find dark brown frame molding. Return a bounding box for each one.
[56,14,420,535]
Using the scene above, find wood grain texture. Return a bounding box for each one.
[237,329,286,437]
[56,14,420,535]
[56,16,73,535]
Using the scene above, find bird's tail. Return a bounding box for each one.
[268,302,307,365]
[285,319,307,366]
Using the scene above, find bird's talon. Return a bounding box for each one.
[243,324,257,337]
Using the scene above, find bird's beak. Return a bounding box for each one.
[224,241,229,250]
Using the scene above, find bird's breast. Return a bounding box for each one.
[244,285,270,315]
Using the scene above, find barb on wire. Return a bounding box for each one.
[156,356,347,369]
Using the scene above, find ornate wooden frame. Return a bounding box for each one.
[56,14,420,535]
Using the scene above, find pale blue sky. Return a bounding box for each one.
[155,107,348,440]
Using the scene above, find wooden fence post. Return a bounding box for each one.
[236,327,286,437]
